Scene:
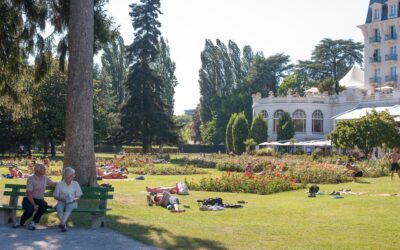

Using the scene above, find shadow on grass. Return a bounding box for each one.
[41,211,227,249]
[106,214,227,250]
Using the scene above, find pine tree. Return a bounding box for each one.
[121,0,177,153]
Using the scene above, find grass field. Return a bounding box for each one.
[1,166,400,249]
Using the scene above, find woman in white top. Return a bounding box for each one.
[54,167,82,232]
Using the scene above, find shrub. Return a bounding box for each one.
[250,113,268,144]
[226,113,237,153]
[185,172,304,195]
[129,165,207,175]
[232,112,249,154]
[256,147,274,156]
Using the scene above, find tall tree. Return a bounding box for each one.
[154,37,179,113]
[297,38,363,95]
[190,105,202,144]
[277,111,294,141]
[64,0,96,186]
[121,0,177,153]
[247,53,292,97]
[100,34,128,107]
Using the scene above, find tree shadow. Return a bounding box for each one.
[105,214,227,250]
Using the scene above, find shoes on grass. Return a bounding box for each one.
[329,191,340,195]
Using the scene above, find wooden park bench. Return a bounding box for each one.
[0,184,114,228]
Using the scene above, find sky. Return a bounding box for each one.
[106,0,370,115]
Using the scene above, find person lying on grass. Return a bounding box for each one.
[146,185,179,194]
[148,191,185,212]
[96,166,128,179]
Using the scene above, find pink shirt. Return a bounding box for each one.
[26,175,51,199]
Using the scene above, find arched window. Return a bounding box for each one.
[261,110,268,119]
[312,110,324,133]
[292,109,306,132]
[273,109,284,132]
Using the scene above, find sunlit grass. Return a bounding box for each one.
[1,165,400,249]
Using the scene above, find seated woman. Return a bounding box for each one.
[149,191,185,212]
[54,167,82,232]
[345,161,363,182]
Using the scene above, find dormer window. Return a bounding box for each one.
[374,8,381,20]
[389,4,398,18]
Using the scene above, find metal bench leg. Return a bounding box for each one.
[91,213,105,228]
[0,210,14,225]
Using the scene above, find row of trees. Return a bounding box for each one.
[0,0,179,185]
[196,38,363,146]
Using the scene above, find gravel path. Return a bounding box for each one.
[0,225,161,250]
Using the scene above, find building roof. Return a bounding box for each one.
[259,140,331,147]
[366,0,389,24]
[333,105,400,120]
[339,65,367,89]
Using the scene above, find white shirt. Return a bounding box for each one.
[54,180,83,203]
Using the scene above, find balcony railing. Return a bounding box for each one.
[385,54,398,61]
[369,77,382,84]
[369,36,381,43]
[369,56,382,63]
[385,33,398,41]
[385,75,398,82]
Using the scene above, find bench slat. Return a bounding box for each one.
[5,184,113,192]
[0,205,110,212]
[3,191,113,200]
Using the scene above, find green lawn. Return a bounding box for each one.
[1,167,400,249]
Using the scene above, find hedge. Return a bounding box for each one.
[180,144,225,153]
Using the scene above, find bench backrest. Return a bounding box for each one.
[3,184,114,200]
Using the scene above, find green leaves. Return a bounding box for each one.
[330,111,400,155]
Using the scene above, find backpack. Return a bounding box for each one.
[309,185,319,194]
[176,182,189,195]
[202,197,224,206]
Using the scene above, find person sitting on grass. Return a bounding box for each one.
[149,191,185,212]
[54,167,82,232]
[345,161,363,182]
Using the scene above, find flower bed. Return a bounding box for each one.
[129,165,207,175]
[186,172,304,195]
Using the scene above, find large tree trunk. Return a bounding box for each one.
[64,0,96,186]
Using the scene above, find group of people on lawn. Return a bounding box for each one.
[14,164,82,232]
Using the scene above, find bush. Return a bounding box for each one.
[358,158,389,177]
[185,172,304,195]
[129,165,207,175]
[180,144,225,153]
[181,157,217,168]
[232,113,249,154]
[256,147,274,156]
[122,146,178,154]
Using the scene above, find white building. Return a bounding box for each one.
[252,0,400,141]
